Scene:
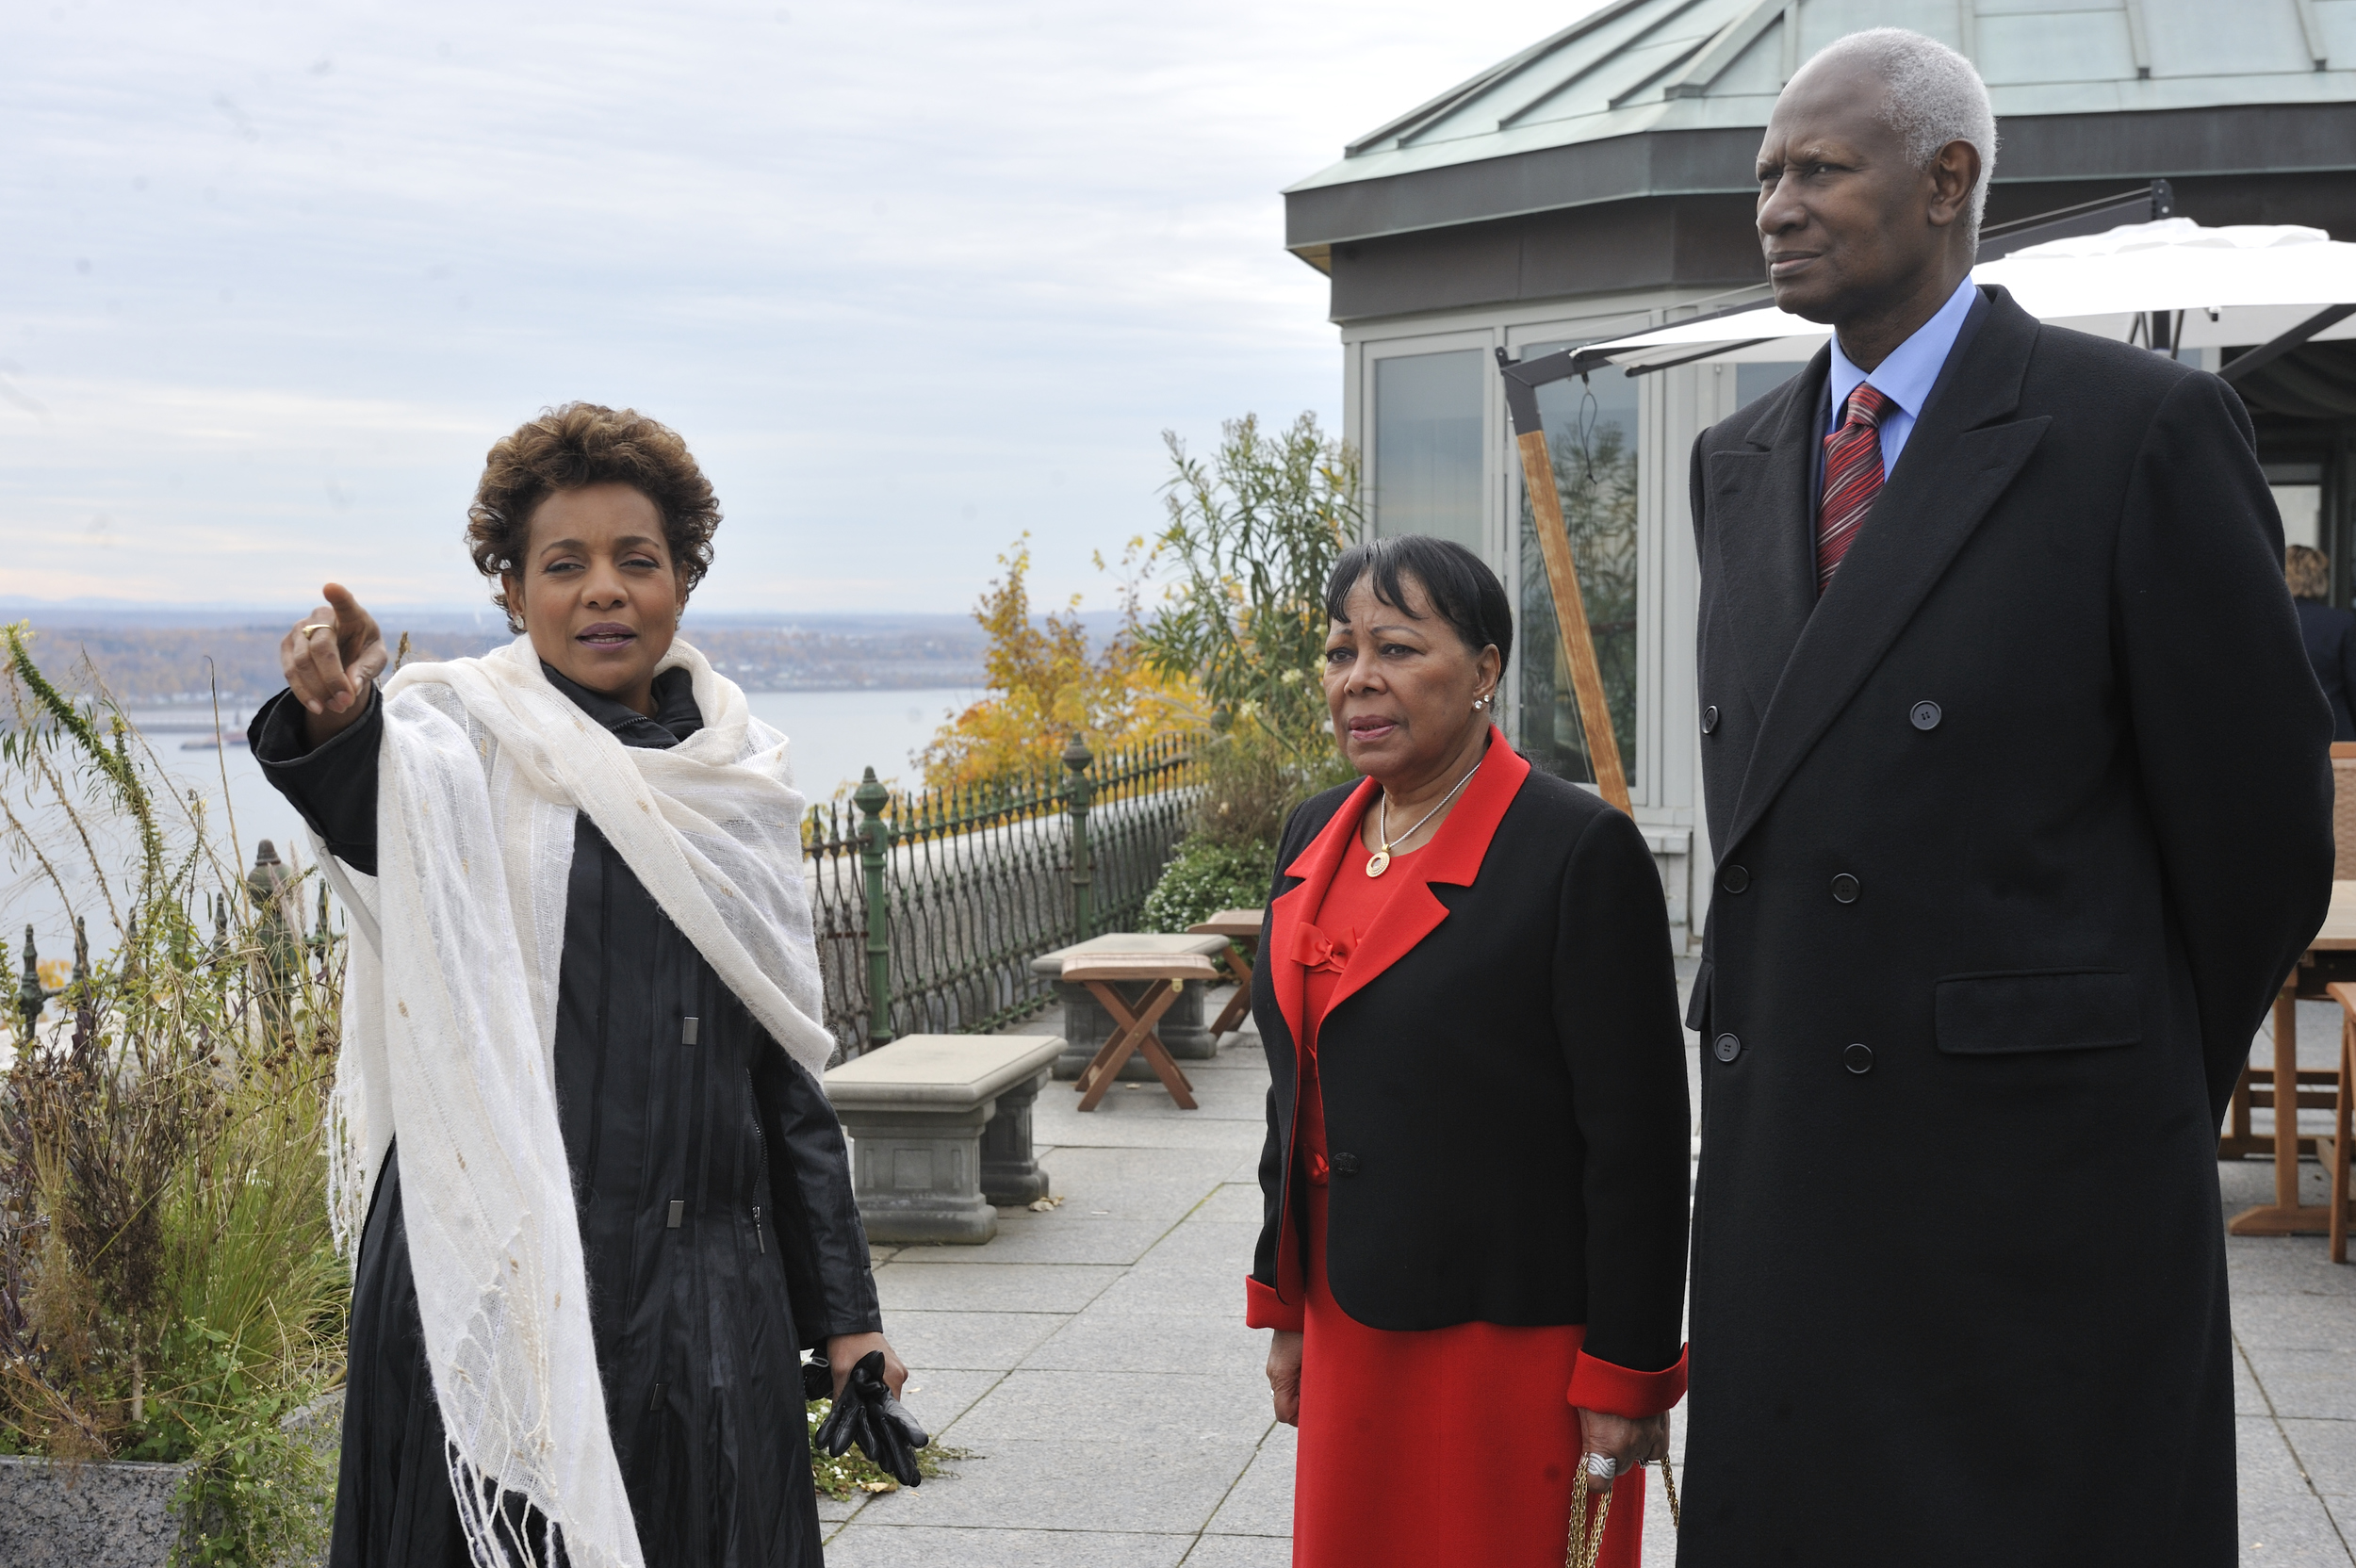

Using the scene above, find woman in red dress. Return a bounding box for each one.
[1244,536,1691,1567]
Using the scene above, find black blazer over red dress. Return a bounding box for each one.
[1244,735,1691,1407]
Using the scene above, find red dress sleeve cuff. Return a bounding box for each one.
[1245,1275,1303,1332]
[1565,1344,1687,1418]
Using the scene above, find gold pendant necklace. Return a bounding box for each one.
[1366,761,1481,877]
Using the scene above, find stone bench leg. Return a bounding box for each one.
[979,1068,1052,1204]
[839,1100,996,1245]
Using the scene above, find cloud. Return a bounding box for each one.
[0,0,1592,612]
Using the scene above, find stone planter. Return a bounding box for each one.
[1030,934,1229,1081]
[0,1393,344,1568]
[0,1454,193,1568]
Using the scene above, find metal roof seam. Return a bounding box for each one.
[1340,0,1657,158]
[1299,0,2356,198]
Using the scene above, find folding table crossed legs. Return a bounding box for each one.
[1188,908,1266,1040]
[1061,953,1219,1112]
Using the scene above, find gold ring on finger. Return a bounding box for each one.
[298,623,332,638]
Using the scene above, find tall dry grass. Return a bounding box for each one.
[0,625,347,1564]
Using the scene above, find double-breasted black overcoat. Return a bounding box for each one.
[1680,286,2334,1565]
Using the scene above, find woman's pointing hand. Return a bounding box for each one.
[283,582,387,748]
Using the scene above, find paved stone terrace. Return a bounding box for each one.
[824,988,2356,1566]
[823,987,1678,1567]
[2223,998,2356,1565]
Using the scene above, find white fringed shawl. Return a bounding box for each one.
[313,636,835,1568]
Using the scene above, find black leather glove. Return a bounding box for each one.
[811,1349,930,1487]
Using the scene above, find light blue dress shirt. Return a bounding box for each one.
[1824,274,1980,476]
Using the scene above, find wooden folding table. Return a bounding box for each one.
[1062,951,1220,1112]
[1187,907,1266,1039]
[2226,880,2356,1235]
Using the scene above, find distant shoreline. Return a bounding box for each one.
[9,612,993,708]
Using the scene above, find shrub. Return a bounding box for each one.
[1189,722,1355,854]
[1138,838,1279,935]
[1139,412,1358,764]
[919,535,1201,790]
[0,627,344,1565]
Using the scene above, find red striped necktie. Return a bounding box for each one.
[1817,383,1893,594]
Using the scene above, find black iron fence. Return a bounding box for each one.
[801,733,1196,1060]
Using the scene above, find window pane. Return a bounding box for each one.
[1374,350,1483,551]
[2275,483,2322,549]
[1515,348,1638,790]
[1737,361,1808,409]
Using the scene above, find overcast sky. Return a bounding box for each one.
[2,1,1594,617]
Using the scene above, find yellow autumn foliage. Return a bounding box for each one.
[918,536,1203,790]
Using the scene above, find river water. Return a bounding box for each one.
[0,686,974,978]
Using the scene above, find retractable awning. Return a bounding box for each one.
[1553,219,2356,380]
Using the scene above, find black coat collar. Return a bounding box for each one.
[542,662,703,750]
[1716,286,2050,860]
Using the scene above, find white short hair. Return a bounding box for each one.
[1800,27,1999,242]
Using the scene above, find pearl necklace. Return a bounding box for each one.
[1366,762,1480,877]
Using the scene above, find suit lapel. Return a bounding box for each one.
[1708,350,1830,718]
[1322,737,1531,1018]
[1267,776,1378,1052]
[1722,288,2050,859]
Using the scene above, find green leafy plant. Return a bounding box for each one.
[1137,413,1362,927]
[1137,838,1282,936]
[0,626,347,1566]
[1139,412,1358,761]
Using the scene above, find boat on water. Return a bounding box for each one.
[180,731,252,751]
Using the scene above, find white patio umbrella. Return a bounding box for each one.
[1562,218,2356,376]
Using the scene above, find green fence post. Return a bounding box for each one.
[855,767,894,1052]
[1063,733,1095,941]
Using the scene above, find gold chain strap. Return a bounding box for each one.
[1565,1457,1679,1568]
[1564,1483,1611,1568]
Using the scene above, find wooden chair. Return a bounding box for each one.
[2220,743,2356,1170]
[2336,743,2356,881]
[1186,907,1265,1039]
[1060,951,1221,1111]
[2324,982,2356,1263]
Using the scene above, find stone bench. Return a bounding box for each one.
[824,1034,1063,1245]
[1032,933,1231,1081]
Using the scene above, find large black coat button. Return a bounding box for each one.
[1331,1152,1361,1176]
[1844,1043,1874,1074]
[1713,1033,1742,1063]
[1910,700,1942,731]
[1721,863,1750,893]
[1701,705,1720,734]
[1831,873,1859,904]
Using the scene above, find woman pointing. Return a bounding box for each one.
[254,402,905,1567]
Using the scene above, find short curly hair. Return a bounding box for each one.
[465,402,721,631]
[2289,544,2331,602]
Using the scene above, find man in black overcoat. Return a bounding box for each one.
[1681,28,2334,1565]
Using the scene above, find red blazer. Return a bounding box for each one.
[1243,732,1690,1414]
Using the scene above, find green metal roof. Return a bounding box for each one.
[1290,0,2356,218]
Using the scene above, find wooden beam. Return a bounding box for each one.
[1513,427,1632,815]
